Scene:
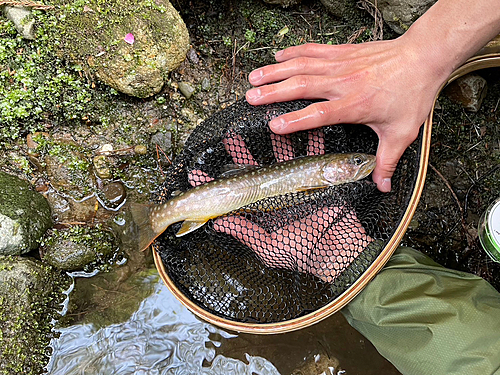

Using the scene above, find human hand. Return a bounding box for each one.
[245,37,449,193]
[188,130,373,283]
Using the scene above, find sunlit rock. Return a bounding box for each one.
[54,0,190,98]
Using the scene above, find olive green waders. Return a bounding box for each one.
[342,246,500,375]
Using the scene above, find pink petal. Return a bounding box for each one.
[124,33,135,45]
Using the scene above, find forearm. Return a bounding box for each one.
[403,0,500,83]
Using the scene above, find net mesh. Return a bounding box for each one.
[152,99,421,324]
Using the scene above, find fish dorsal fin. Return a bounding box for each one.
[220,164,259,178]
[176,219,209,237]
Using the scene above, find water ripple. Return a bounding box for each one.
[47,279,280,375]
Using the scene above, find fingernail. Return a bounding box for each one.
[275,50,284,58]
[249,69,263,83]
[380,178,391,193]
[270,117,286,132]
[246,88,261,102]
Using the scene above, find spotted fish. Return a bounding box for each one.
[131,153,376,251]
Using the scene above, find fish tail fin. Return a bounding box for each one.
[129,203,163,252]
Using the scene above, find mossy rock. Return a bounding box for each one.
[43,226,118,271]
[0,172,53,256]
[52,0,190,97]
[0,256,70,375]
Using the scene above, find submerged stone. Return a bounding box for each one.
[0,172,53,256]
[0,256,70,374]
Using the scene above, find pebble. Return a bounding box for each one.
[99,182,127,210]
[201,77,211,91]
[93,155,112,179]
[178,81,195,99]
[187,48,200,64]
[134,145,148,155]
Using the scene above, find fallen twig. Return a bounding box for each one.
[357,0,384,41]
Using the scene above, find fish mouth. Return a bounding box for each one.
[354,156,376,181]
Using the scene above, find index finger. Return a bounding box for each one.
[269,99,369,134]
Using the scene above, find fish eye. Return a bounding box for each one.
[353,154,365,165]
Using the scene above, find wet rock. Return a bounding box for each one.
[56,0,189,98]
[43,226,117,271]
[444,74,488,112]
[0,172,53,256]
[291,352,340,374]
[97,182,127,211]
[151,131,172,154]
[0,256,70,374]
[178,81,196,99]
[44,142,94,201]
[2,6,35,40]
[44,187,98,224]
[93,155,113,179]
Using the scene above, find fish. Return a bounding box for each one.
[130,153,376,251]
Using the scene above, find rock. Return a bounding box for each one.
[201,77,211,91]
[322,0,435,34]
[0,256,70,374]
[320,0,358,18]
[3,6,35,40]
[444,74,488,112]
[97,182,127,211]
[44,139,94,200]
[134,144,148,155]
[263,0,302,6]
[0,172,53,256]
[93,155,113,179]
[43,226,117,271]
[366,0,436,34]
[55,0,189,98]
[187,48,199,64]
[291,352,340,374]
[151,131,172,154]
[178,81,196,99]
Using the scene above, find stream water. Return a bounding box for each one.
[45,257,400,375]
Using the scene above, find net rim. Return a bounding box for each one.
[153,50,500,334]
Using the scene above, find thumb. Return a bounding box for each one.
[372,138,407,193]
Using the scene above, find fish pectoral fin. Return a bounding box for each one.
[176,219,209,237]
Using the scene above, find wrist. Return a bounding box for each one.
[400,0,500,87]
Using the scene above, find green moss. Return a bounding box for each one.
[0,10,116,145]
[0,257,70,374]
[42,224,119,272]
